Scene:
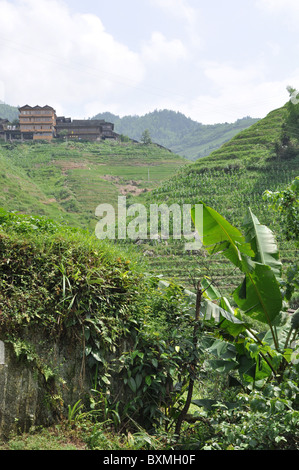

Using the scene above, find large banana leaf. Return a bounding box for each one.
[243,208,282,281]
[235,208,282,325]
[200,278,248,337]
[191,203,254,272]
[233,263,282,325]
[192,203,282,329]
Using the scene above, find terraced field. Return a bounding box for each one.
[133,105,299,301]
[0,104,298,303]
[0,139,187,229]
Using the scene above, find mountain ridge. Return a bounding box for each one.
[92,109,260,160]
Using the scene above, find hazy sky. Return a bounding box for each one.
[1,0,299,123]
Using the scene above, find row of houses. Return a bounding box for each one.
[0,105,118,142]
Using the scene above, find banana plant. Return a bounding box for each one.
[191,202,298,386]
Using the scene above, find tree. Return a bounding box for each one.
[58,129,69,142]
[263,177,299,243]
[285,86,299,142]
[141,129,152,145]
[263,177,299,302]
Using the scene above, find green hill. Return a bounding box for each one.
[133,104,299,300]
[92,109,259,160]
[0,139,187,230]
[0,102,19,122]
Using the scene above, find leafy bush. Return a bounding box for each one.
[0,207,64,234]
[185,380,299,450]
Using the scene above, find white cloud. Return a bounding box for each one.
[180,62,298,124]
[142,32,188,63]
[257,0,299,27]
[0,0,145,116]
[203,62,266,92]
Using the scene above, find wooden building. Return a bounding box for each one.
[0,119,26,141]
[56,116,117,141]
[19,105,57,141]
[0,105,119,142]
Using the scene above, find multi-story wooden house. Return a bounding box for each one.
[0,118,24,141]
[0,105,119,142]
[55,116,117,141]
[19,105,57,140]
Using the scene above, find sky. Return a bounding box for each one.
[0,0,299,123]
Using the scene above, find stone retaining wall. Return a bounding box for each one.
[0,328,90,439]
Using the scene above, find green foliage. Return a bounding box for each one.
[141,129,152,145]
[285,86,299,142]
[0,100,298,449]
[191,202,299,390]
[0,426,81,450]
[0,102,19,122]
[263,177,299,304]
[0,209,204,435]
[0,207,66,234]
[188,381,299,450]
[67,400,85,425]
[0,209,145,372]
[264,177,299,243]
[116,281,202,431]
[137,103,297,301]
[0,205,298,449]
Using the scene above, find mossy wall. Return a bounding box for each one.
[0,327,90,438]
[0,215,144,438]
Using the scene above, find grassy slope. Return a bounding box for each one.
[134,105,299,299]
[0,139,187,230]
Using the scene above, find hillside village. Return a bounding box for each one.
[0,104,118,142]
[0,102,260,160]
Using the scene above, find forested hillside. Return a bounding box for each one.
[0,102,19,122]
[93,109,259,160]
